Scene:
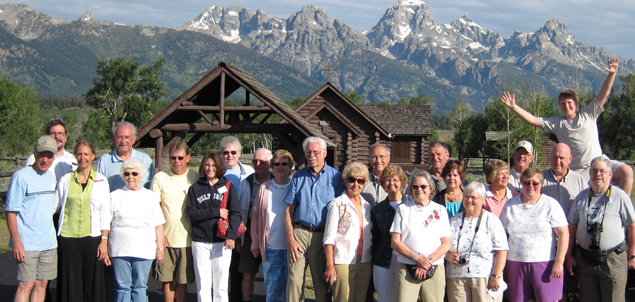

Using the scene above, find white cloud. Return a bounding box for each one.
[12,0,635,59]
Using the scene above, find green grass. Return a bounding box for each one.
[0,212,10,253]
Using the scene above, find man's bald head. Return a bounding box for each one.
[550,143,573,177]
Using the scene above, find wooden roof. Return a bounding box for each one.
[360,104,433,136]
[135,62,333,148]
[293,83,392,138]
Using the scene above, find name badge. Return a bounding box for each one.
[217,186,227,194]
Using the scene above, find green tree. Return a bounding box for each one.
[0,76,41,155]
[343,92,363,105]
[597,74,635,159]
[84,57,167,133]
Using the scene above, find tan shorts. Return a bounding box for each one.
[152,247,195,284]
[17,249,57,282]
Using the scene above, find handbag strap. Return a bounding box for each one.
[219,181,232,209]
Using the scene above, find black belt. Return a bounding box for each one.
[294,222,324,232]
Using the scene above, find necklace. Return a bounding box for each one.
[446,191,462,202]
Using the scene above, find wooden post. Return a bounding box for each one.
[150,129,164,172]
[220,71,225,128]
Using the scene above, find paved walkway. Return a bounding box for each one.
[0,252,267,302]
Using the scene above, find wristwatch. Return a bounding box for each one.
[629,254,635,260]
[492,274,502,279]
[157,247,164,252]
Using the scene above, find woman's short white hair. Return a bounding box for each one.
[464,181,486,200]
[120,157,146,181]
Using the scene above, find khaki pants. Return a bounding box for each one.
[286,226,328,302]
[333,257,372,302]
[575,247,627,302]
[395,262,445,302]
[446,277,502,302]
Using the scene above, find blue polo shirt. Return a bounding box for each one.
[284,164,345,227]
[5,166,57,251]
[96,148,155,192]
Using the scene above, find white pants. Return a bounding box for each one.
[192,241,232,302]
[373,255,398,302]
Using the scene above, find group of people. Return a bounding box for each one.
[4,58,634,302]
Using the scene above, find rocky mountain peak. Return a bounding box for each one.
[0,3,66,40]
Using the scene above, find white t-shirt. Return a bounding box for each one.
[446,211,509,278]
[266,179,292,250]
[500,194,568,262]
[390,200,451,265]
[541,99,603,171]
[109,187,166,259]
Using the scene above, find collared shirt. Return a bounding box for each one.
[24,149,77,182]
[323,193,373,265]
[96,148,155,192]
[284,163,345,228]
[151,169,200,247]
[361,172,387,207]
[59,170,95,238]
[541,169,588,216]
[5,166,57,251]
[428,169,447,192]
[569,186,635,251]
[508,168,522,192]
[483,186,519,217]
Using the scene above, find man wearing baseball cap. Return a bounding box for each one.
[508,140,535,192]
[5,136,59,302]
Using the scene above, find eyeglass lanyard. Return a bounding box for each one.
[585,185,611,230]
[456,209,484,258]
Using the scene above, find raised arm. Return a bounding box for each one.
[500,92,542,128]
[595,59,619,108]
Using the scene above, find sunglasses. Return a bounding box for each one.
[169,156,185,161]
[522,181,541,187]
[411,184,428,190]
[346,177,366,185]
[252,159,267,165]
[223,150,238,156]
[123,172,139,177]
[273,162,289,166]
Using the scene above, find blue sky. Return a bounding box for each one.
[7,0,635,59]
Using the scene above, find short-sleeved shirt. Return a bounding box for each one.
[96,148,155,192]
[568,186,635,251]
[151,169,200,248]
[267,179,292,250]
[447,211,509,278]
[500,194,568,262]
[5,167,57,251]
[25,149,77,182]
[428,169,447,192]
[109,187,166,259]
[361,172,387,207]
[508,169,522,193]
[541,99,603,171]
[284,164,345,228]
[483,187,518,217]
[390,200,451,265]
[541,169,588,217]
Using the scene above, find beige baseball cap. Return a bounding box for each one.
[34,135,57,154]
[515,140,533,155]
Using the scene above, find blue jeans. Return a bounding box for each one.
[263,248,287,302]
[111,257,153,302]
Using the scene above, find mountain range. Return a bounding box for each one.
[1,1,633,113]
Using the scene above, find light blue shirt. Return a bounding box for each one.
[96,148,155,192]
[5,166,57,251]
[225,167,242,186]
[284,164,345,228]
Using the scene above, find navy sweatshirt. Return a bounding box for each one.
[187,176,242,242]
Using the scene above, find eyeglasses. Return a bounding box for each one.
[169,156,185,161]
[371,155,388,160]
[305,150,322,156]
[411,185,428,191]
[273,162,289,166]
[591,169,609,175]
[346,177,366,185]
[123,172,139,177]
[522,181,541,187]
[223,150,238,156]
